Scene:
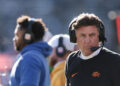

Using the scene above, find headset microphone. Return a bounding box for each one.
[90,46,100,52]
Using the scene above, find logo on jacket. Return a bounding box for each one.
[71,72,78,78]
[92,71,100,77]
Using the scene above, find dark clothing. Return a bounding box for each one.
[65,47,120,86]
[10,41,52,86]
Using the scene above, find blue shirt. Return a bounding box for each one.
[9,41,52,86]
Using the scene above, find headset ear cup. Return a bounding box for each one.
[99,32,106,45]
[99,23,107,44]
[23,19,36,44]
[56,46,66,57]
[68,18,77,43]
[56,37,67,57]
[99,35,102,42]
[69,29,76,43]
[23,31,34,44]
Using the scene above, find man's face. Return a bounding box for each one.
[13,26,25,52]
[75,25,100,56]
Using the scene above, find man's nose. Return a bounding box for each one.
[84,36,91,43]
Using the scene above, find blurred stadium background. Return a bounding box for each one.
[0,0,120,86]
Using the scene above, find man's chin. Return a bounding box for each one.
[81,49,92,56]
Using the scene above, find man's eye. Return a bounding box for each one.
[90,33,96,37]
[80,34,85,37]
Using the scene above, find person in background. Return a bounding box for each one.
[48,34,75,86]
[65,13,120,86]
[9,15,52,86]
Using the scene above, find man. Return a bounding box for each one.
[48,34,75,86]
[9,15,52,86]
[65,13,120,86]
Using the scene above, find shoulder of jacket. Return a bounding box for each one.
[66,50,80,65]
[102,47,120,64]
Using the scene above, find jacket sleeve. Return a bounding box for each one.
[65,55,71,86]
[20,54,42,86]
[65,51,78,86]
[111,60,120,86]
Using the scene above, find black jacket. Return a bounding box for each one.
[65,47,120,86]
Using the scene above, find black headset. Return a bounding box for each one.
[56,36,67,57]
[69,19,107,45]
[23,19,35,44]
[69,19,77,43]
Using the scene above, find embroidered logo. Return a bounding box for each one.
[92,71,100,77]
[71,72,78,78]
